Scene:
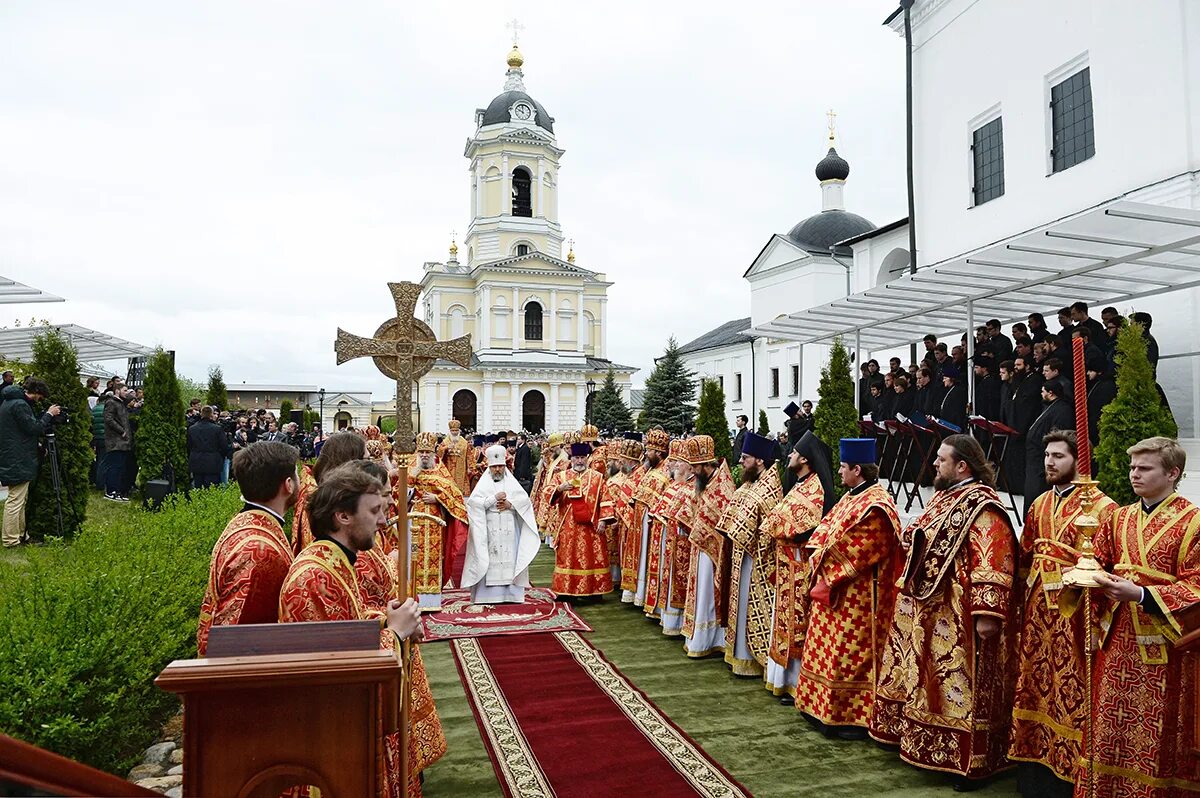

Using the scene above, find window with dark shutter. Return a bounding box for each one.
[1051,68,1095,173]
[972,117,1005,205]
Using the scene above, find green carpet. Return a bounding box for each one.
[422,552,1020,797]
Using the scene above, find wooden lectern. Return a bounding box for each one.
[1174,606,1200,758]
[156,620,400,798]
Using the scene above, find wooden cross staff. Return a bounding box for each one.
[334,280,471,796]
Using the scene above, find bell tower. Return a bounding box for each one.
[463,42,565,266]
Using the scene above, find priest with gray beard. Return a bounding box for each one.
[462,444,540,604]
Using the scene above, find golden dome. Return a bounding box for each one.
[507,44,524,69]
[567,239,576,263]
[449,239,458,257]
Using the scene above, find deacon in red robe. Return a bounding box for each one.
[644,439,691,634]
[870,434,1018,790]
[410,431,469,610]
[436,420,472,497]
[681,435,736,658]
[291,431,369,556]
[197,441,300,655]
[795,437,901,735]
[600,440,637,586]
[627,430,671,606]
[549,442,613,597]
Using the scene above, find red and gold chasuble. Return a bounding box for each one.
[279,540,426,796]
[667,480,696,611]
[870,481,1018,779]
[795,483,900,727]
[408,463,469,605]
[764,473,825,672]
[196,508,293,656]
[533,451,567,534]
[601,471,631,564]
[290,465,319,556]
[1008,486,1115,785]
[551,467,613,596]
[644,481,690,619]
[1081,494,1200,797]
[436,435,471,497]
[718,466,783,675]
[683,463,736,642]
[588,448,607,476]
[624,463,669,597]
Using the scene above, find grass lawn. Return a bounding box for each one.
[421,551,1021,798]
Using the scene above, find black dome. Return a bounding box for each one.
[480,91,554,133]
[815,147,850,181]
[787,210,875,253]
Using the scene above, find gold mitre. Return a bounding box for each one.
[685,435,718,466]
[645,429,671,454]
[668,438,686,461]
[547,432,565,448]
[621,439,645,462]
[448,419,461,432]
[564,431,581,445]
[580,424,599,443]
[415,431,438,453]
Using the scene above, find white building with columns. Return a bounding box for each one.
[415,43,635,434]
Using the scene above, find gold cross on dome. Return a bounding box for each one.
[827,109,837,142]
[334,281,471,453]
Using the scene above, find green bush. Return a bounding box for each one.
[279,399,294,424]
[694,378,733,466]
[757,409,770,436]
[814,337,860,496]
[205,366,228,410]
[639,337,696,434]
[27,330,92,539]
[135,349,188,494]
[1096,320,1178,505]
[0,485,242,774]
[590,367,634,432]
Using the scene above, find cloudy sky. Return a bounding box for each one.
[1,1,906,396]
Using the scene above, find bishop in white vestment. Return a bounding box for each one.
[462,445,540,604]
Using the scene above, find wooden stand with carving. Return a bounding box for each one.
[155,621,400,798]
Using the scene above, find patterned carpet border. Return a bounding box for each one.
[451,631,750,798]
[420,587,592,642]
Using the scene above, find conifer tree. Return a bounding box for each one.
[589,367,634,432]
[279,399,294,424]
[136,348,189,494]
[639,337,697,434]
[814,338,860,495]
[26,330,91,539]
[694,378,733,466]
[757,409,770,435]
[1096,320,1179,505]
[206,366,228,410]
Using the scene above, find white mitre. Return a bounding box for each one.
[486,444,507,467]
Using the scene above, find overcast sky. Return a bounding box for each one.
[1,1,906,397]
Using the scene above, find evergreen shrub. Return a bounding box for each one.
[279,399,294,424]
[814,337,860,495]
[639,337,697,434]
[757,410,770,435]
[695,378,733,466]
[135,349,188,494]
[590,367,634,433]
[205,366,228,410]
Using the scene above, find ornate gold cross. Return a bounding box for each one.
[334,281,471,453]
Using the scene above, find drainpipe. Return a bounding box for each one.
[749,337,757,424]
[901,0,918,365]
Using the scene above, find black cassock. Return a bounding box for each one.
[1023,398,1075,517]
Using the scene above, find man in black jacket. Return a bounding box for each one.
[937,364,968,431]
[0,378,61,547]
[1023,378,1075,516]
[513,432,534,493]
[103,381,133,501]
[732,415,748,462]
[187,406,232,488]
[1086,357,1117,453]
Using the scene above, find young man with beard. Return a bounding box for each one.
[1009,431,1115,798]
[717,431,784,677]
[764,431,835,702]
[196,440,302,655]
[549,442,613,598]
[794,437,900,736]
[871,434,1018,791]
[1023,378,1075,516]
[681,435,736,658]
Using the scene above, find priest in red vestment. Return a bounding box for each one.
[644,439,691,634]
[436,420,472,497]
[278,464,427,797]
[870,434,1018,790]
[533,433,566,540]
[291,431,368,556]
[1009,430,1115,798]
[682,435,736,658]
[1074,437,1200,797]
[627,430,671,606]
[600,440,637,586]
[410,431,469,610]
[549,442,613,597]
[197,441,299,656]
[796,437,901,736]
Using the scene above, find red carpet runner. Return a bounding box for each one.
[420,588,592,642]
[452,631,749,798]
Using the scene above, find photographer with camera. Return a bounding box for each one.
[0,377,61,547]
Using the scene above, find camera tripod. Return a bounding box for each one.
[43,432,73,538]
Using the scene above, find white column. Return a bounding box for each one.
[599,297,608,359]
[438,381,449,431]
[537,156,545,218]
[549,382,560,432]
[574,382,586,427]
[511,381,523,430]
[474,166,482,217]
[501,154,510,215]
[513,287,521,351]
[482,380,494,432]
[576,291,585,352]
[481,285,491,349]
[549,289,558,350]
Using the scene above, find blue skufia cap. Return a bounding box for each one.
[783,401,799,417]
[484,434,499,444]
[622,431,643,441]
[839,437,876,465]
[740,431,775,462]
[570,442,592,457]
[472,435,484,446]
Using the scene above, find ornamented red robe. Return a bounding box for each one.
[533,451,567,534]
[436,435,471,497]
[601,471,631,565]
[196,507,293,656]
[587,448,607,476]
[870,480,1018,779]
[644,480,682,616]
[1008,486,1115,785]
[796,482,900,726]
[279,540,433,796]
[290,465,319,556]
[718,466,783,676]
[764,473,825,677]
[550,467,613,596]
[408,462,469,604]
[667,480,696,612]
[624,462,670,600]
[1079,493,1200,797]
[683,463,736,645]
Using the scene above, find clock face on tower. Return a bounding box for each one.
[512,102,532,121]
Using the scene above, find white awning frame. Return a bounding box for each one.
[0,324,153,362]
[751,200,1200,350]
[0,276,65,305]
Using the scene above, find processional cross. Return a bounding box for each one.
[334,281,471,453]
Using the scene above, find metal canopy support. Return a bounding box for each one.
[966,300,975,412]
[0,324,153,362]
[0,277,65,305]
[854,329,862,416]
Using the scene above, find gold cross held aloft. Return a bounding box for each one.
[334,282,472,453]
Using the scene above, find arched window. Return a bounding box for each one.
[448,305,466,338]
[512,167,532,217]
[516,243,529,256]
[525,302,544,341]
